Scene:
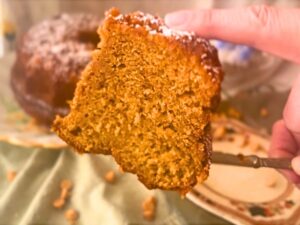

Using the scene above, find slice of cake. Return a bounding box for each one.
[53,8,223,193]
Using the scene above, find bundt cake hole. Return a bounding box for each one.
[78,31,100,47]
[54,82,77,107]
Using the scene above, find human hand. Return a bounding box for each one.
[165,5,300,185]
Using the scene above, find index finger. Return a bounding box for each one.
[165,5,300,64]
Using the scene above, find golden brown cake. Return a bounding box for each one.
[11,14,101,124]
[53,8,223,193]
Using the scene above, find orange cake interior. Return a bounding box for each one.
[53,8,223,193]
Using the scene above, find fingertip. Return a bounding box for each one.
[292,156,300,176]
[271,119,285,133]
[268,148,294,159]
[283,75,300,133]
[270,119,298,155]
[165,10,191,29]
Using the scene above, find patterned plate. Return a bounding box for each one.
[0,53,66,149]
[187,119,300,225]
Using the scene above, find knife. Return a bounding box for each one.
[212,152,292,170]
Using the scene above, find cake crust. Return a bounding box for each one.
[11,14,100,124]
[53,8,223,193]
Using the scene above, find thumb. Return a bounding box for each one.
[165,5,300,63]
[269,120,300,184]
[283,75,300,176]
[292,156,300,176]
[268,75,300,184]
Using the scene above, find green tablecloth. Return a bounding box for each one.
[0,142,229,225]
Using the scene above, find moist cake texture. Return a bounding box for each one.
[53,8,223,192]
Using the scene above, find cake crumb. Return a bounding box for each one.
[65,209,79,224]
[260,107,269,117]
[234,134,250,148]
[104,170,116,183]
[61,179,73,191]
[180,194,186,199]
[213,126,226,140]
[250,142,264,152]
[265,177,277,188]
[60,179,73,199]
[53,198,65,209]
[143,210,155,221]
[60,188,70,199]
[142,196,157,221]
[53,179,73,209]
[227,107,242,120]
[7,170,17,182]
[118,166,124,174]
[240,134,250,147]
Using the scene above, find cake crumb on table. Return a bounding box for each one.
[142,196,157,221]
[265,176,277,188]
[60,179,73,190]
[250,142,264,153]
[143,210,155,221]
[118,166,124,174]
[240,134,250,147]
[213,126,226,140]
[60,188,70,199]
[52,179,73,209]
[104,170,116,183]
[7,170,17,182]
[60,179,72,199]
[53,198,65,209]
[234,134,250,148]
[64,209,79,224]
[227,107,242,120]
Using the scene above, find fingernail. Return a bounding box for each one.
[165,11,191,28]
[291,157,300,175]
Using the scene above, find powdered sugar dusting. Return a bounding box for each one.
[112,10,201,44]
[106,8,222,79]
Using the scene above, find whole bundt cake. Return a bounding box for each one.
[53,8,223,193]
[11,13,101,124]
